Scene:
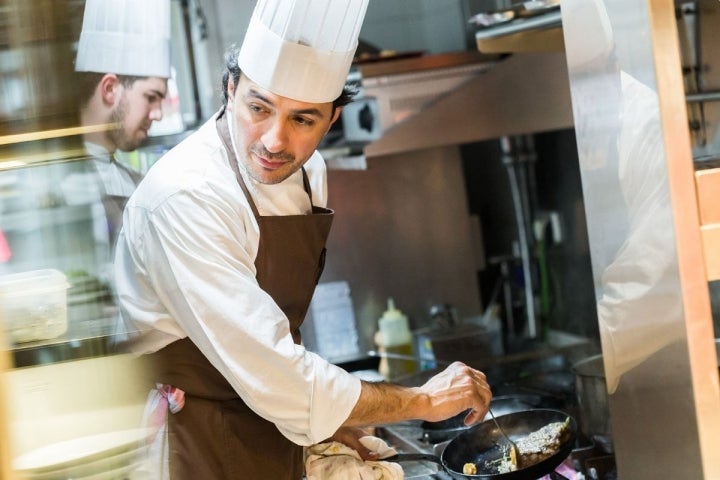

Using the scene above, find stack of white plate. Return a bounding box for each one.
[13,428,151,480]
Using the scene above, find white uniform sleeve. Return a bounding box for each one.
[117,165,360,446]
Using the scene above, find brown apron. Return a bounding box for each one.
[147,112,333,479]
[97,157,143,249]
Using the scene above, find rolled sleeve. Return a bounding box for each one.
[280,358,362,445]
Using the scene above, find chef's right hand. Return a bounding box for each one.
[418,361,492,426]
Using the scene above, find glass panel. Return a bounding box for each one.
[561,0,716,477]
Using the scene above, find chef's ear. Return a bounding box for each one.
[327,107,342,133]
[98,73,122,107]
[225,76,237,113]
[227,76,236,102]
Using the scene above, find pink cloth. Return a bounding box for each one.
[0,229,11,262]
[146,384,186,445]
[539,458,578,480]
[138,384,187,479]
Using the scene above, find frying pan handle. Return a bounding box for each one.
[384,453,443,465]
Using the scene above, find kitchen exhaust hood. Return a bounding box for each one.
[319,49,576,162]
[318,51,500,164]
[318,2,567,164]
[359,52,498,130]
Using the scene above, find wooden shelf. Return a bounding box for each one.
[696,167,720,281]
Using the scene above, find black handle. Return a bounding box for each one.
[385,453,444,465]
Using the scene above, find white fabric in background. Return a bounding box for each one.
[305,436,403,480]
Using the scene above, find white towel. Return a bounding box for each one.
[305,436,404,480]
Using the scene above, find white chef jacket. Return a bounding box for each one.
[84,142,140,283]
[84,141,138,197]
[114,111,361,446]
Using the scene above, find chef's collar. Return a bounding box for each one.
[84,141,114,163]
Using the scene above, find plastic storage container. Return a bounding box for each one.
[0,269,70,344]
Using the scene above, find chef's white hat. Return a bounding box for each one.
[238,0,369,103]
[75,0,172,78]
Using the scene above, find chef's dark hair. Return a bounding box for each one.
[75,72,147,108]
[221,44,357,111]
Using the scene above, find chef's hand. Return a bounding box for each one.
[345,361,491,429]
[329,426,379,461]
[419,361,492,426]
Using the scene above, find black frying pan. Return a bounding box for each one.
[388,409,577,480]
[420,395,545,443]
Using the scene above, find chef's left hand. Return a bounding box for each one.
[330,426,379,461]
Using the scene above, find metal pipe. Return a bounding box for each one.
[686,91,720,103]
[693,152,720,165]
[500,260,515,335]
[500,136,538,338]
[180,0,203,123]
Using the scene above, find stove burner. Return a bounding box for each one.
[571,442,617,480]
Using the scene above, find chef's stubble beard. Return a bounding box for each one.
[229,120,303,189]
[108,94,142,152]
[226,100,313,187]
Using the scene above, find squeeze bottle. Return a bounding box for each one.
[377,298,416,380]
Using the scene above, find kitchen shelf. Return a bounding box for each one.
[1,203,93,233]
[474,9,562,42]
[10,310,123,368]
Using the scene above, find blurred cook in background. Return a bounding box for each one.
[72,0,171,279]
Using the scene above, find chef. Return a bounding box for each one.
[73,0,170,280]
[114,1,493,478]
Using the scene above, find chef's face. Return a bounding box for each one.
[110,77,167,152]
[226,74,341,185]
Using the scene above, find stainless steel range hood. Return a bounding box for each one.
[359,52,498,136]
[319,49,576,162]
[318,51,499,164]
[318,4,570,164]
[361,50,575,158]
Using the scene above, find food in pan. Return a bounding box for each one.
[463,462,478,475]
[489,417,571,474]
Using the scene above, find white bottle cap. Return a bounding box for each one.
[75,0,172,78]
[237,0,369,103]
